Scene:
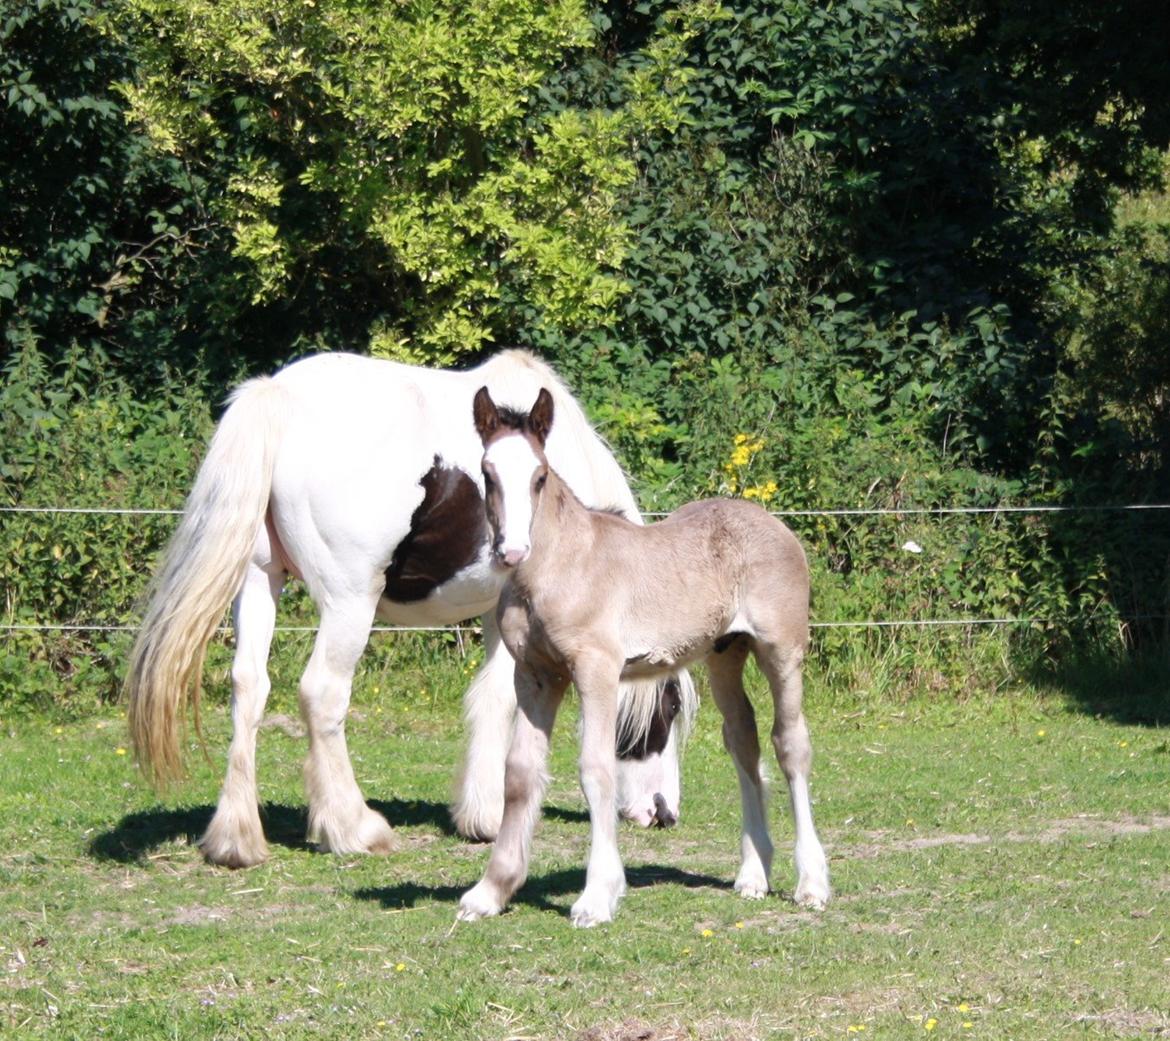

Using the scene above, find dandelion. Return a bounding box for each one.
[681,947,692,956]
[734,921,745,930]
[962,1023,973,1030]
[395,962,406,972]
[700,928,714,938]
[115,747,128,756]
[957,1003,970,1013]
[1118,740,1129,748]
[925,1018,938,1032]
[53,727,63,735]
[1036,729,1046,738]
[847,1026,867,1034]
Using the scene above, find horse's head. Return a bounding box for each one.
[473,386,553,570]
[617,677,684,828]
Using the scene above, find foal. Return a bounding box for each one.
[458,387,830,926]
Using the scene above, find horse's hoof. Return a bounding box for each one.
[793,879,830,910]
[200,814,268,869]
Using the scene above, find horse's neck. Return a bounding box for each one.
[516,467,595,595]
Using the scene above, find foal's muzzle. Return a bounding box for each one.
[492,538,529,568]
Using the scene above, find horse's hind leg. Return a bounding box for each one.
[201,544,284,868]
[706,638,773,898]
[451,612,513,841]
[755,642,830,909]
[300,592,395,855]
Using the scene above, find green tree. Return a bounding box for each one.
[0,0,211,377]
[115,0,709,363]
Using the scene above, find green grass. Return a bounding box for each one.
[1,647,1168,1040]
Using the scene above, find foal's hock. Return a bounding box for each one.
[458,387,831,927]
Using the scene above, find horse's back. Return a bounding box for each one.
[665,498,805,572]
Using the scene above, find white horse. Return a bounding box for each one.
[125,351,695,868]
[458,388,830,926]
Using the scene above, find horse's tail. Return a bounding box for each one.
[125,375,290,788]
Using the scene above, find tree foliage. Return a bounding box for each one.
[3,0,1169,711]
[114,0,716,362]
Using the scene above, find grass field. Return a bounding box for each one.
[1,646,1168,1040]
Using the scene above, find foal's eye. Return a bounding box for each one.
[535,474,547,492]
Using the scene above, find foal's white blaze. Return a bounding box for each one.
[485,433,543,567]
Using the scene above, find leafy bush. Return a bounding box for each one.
[0,338,211,711]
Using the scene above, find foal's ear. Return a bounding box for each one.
[528,387,554,445]
[472,386,499,443]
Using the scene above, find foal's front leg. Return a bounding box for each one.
[457,665,566,921]
[571,656,626,928]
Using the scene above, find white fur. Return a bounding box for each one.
[124,350,694,865]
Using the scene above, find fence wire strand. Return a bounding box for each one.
[3,501,1166,636]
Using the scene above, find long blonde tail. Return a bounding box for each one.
[125,376,288,787]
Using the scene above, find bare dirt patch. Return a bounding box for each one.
[577,1021,684,1041]
[838,814,1170,860]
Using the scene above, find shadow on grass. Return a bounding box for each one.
[353,863,733,916]
[1033,648,1170,726]
[89,797,589,863]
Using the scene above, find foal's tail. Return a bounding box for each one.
[125,376,289,787]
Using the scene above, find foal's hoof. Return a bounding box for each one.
[569,891,618,928]
[734,877,770,900]
[456,883,504,922]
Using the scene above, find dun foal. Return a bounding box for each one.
[458,387,830,927]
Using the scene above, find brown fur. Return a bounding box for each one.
[458,390,830,927]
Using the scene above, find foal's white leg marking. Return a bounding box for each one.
[300,593,395,855]
[706,643,773,899]
[758,646,831,909]
[571,658,626,928]
[200,554,284,868]
[458,667,566,921]
[451,612,514,841]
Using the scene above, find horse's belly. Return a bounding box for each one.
[376,560,505,626]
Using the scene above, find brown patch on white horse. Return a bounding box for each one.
[458,387,830,927]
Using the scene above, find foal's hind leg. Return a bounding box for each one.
[755,643,830,909]
[300,593,395,855]
[201,542,284,868]
[706,639,773,899]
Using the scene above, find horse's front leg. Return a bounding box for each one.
[458,664,566,921]
[571,654,626,928]
[451,611,513,841]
